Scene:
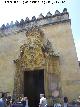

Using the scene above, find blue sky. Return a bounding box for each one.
[0,0,80,60]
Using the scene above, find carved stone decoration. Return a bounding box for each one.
[13,27,60,97]
[20,27,45,69]
[13,59,24,97]
[13,27,46,97]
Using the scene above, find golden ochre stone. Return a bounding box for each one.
[0,12,80,105]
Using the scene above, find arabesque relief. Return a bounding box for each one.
[13,27,61,98]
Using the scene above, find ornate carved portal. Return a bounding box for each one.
[13,27,61,98]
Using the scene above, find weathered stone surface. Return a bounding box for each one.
[37,13,44,19]
[0,8,80,102]
[55,10,60,15]
[46,12,52,17]
[0,9,70,37]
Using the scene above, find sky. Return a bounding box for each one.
[0,0,80,60]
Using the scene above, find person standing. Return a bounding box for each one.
[0,93,7,107]
[24,97,28,107]
[21,97,28,107]
[0,98,5,107]
[63,96,68,107]
[39,94,47,107]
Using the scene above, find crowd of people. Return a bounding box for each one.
[0,93,28,107]
[0,92,80,107]
[0,93,48,107]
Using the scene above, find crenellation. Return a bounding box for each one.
[6,23,10,28]
[25,17,30,22]
[63,8,67,13]
[32,16,36,21]
[15,20,20,27]
[10,21,14,27]
[55,10,61,15]
[20,19,25,26]
[0,24,6,30]
[37,13,44,19]
[0,8,70,36]
[46,11,52,17]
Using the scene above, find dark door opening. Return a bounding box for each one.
[24,69,44,107]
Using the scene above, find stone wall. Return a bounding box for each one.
[42,22,80,100]
[0,8,80,100]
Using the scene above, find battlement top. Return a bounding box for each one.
[0,8,71,36]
